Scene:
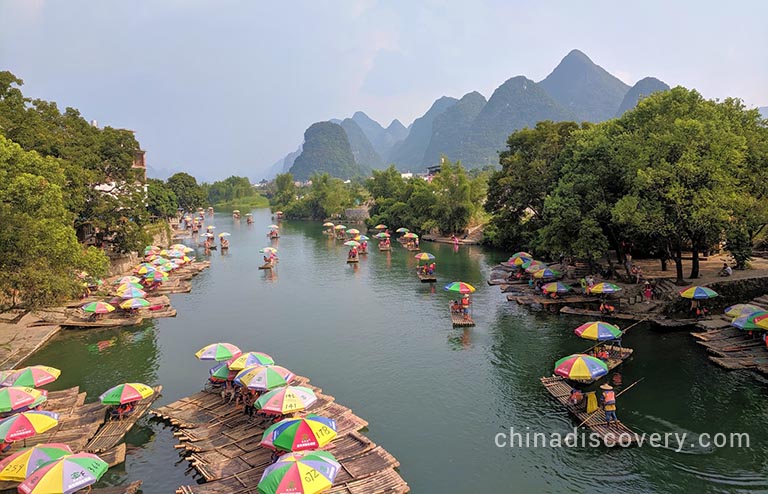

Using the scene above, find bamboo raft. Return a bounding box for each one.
[448,303,475,327]
[91,480,143,494]
[151,378,408,494]
[416,271,436,283]
[59,316,144,329]
[405,246,420,252]
[84,385,163,453]
[559,306,644,322]
[347,258,360,263]
[540,376,639,445]
[258,263,273,270]
[511,295,600,308]
[692,325,768,375]
[574,345,634,383]
[378,244,391,251]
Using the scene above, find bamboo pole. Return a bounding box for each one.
[577,377,645,427]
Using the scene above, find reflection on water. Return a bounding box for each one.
[25,209,768,493]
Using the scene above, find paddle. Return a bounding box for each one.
[577,377,645,428]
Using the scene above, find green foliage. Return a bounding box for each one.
[147,179,178,218]
[289,122,365,181]
[167,172,207,211]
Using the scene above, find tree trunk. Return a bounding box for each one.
[674,244,684,284]
[660,258,667,271]
[690,241,700,279]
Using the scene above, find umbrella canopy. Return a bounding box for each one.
[81,302,114,314]
[343,240,360,247]
[115,282,144,292]
[0,411,59,442]
[257,450,340,494]
[113,276,141,285]
[261,414,338,452]
[346,228,360,235]
[508,255,533,267]
[259,247,278,254]
[1,366,60,388]
[322,222,335,227]
[151,257,171,266]
[227,352,276,370]
[374,232,390,239]
[245,213,252,217]
[524,261,546,273]
[255,386,317,415]
[143,245,161,255]
[679,286,718,299]
[443,281,476,294]
[356,235,370,241]
[554,354,609,380]
[118,286,146,299]
[207,225,216,230]
[0,387,44,413]
[414,253,435,261]
[99,383,154,405]
[402,232,418,239]
[395,227,409,233]
[590,282,622,294]
[18,453,108,494]
[218,232,231,237]
[195,343,242,361]
[333,225,346,230]
[119,298,150,310]
[533,268,561,279]
[574,321,622,341]
[374,224,387,230]
[509,251,533,261]
[209,362,238,381]
[232,210,240,213]
[234,365,296,391]
[202,232,214,238]
[143,271,168,283]
[542,282,571,294]
[134,263,157,275]
[0,443,72,482]
[724,304,764,318]
[730,311,768,330]
[268,225,280,230]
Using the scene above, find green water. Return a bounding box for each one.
[28,209,768,493]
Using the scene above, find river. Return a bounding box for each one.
[28,208,768,493]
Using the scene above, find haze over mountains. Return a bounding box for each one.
[264,49,675,180]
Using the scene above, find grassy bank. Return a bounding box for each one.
[214,194,270,212]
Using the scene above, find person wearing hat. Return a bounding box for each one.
[461,294,471,319]
[601,383,617,426]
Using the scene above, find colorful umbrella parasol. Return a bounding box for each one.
[541,282,572,294]
[119,298,150,310]
[414,253,435,261]
[118,286,146,299]
[261,414,338,452]
[679,286,718,299]
[374,224,387,230]
[533,268,561,279]
[207,225,216,230]
[99,383,154,405]
[509,251,533,261]
[724,304,764,318]
[195,343,242,361]
[374,232,390,239]
[143,271,168,283]
[508,255,533,267]
[134,263,157,275]
[218,232,231,237]
[0,387,44,413]
[0,411,59,442]
[260,247,278,255]
[234,365,296,391]
[209,362,237,381]
[554,354,609,380]
[202,232,214,238]
[343,240,360,247]
[1,366,61,388]
[333,225,346,230]
[113,276,141,285]
[574,321,622,341]
[81,302,114,314]
[395,228,409,233]
[346,228,360,235]
[227,352,276,370]
[115,282,144,292]
[356,235,370,241]
[524,261,546,273]
[18,452,108,494]
[322,222,335,227]
[0,443,72,482]
[268,225,280,229]
[151,257,171,266]
[402,232,418,239]
[255,386,317,415]
[590,282,622,294]
[443,281,476,294]
[257,450,340,494]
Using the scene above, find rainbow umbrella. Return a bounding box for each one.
[590,282,622,294]
[730,311,768,331]
[0,411,59,442]
[402,232,419,239]
[151,257,171,266]
[18,452,108,494]
[333,225,346,230]
[443,281,476,294]
[218,232,231,237]
[509,251,533,261]
[374,224,387,230]
[81,302,114,314]
[195,343,242,361]
[119,298,150,310]
[227,352,275,370]
[118,286,146,299]
[533,268,561,279]
[143,271,168,283]
[158,264,174,273]
[542,282,571,294]
[203,232,214,238]
[395,228,409,233]
[344,240,360,247]
[170,244,188,250]
[207,225,216,230]
[260,247,278,254]
[209,362,237,381]
[1,366,60,388]
[255,386,317,415]
[0,443,72,482]
[724,304,764,318]
[99,383,154,405]
[679,286,718,299]
[115,282,144,292]
[574,321,622,341]
[257,450,340,494]
[554,354,609,381]
[322,222,335,227]
[134,263,157,275]
[143,245,160,255]
[261,414,338,452]
[113,276,141,285]
[524,261,546,273]
[346,228,360,235]
[268,225,279,229]
[356,235,370,241]
[0,387,44,413]
[374,232,390,239]
[167,250,185,258]
[414,253,435,261]
[508,255,533,267]
[235,365,296,391]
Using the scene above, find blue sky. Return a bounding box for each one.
[1,0,766,181]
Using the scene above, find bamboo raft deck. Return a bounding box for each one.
[347,258,360,263]
[84,385,163,453]
[416,271,436,283]
[574,345,634,383]
[58,316,145,329]
[559,306,645,322]
[540,376,640,445]
[151,378,408,494]
[91,480,143,494]
[692,320,768,375]
[378,245,391,251]
[258,263,273,270]
[448,304,475,327]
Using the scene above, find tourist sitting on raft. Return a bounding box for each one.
[348,247,358,260]
[427,262,435,275]
[719,262,733,277]
[599,301,615,315]
[568,387,584,408]
[220,238,229,250]
[109,401,137,421]
[689,300,710,319]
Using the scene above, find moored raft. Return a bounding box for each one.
[540,376,640,446]
[448,303,475,327]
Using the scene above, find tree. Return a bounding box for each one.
[167,172,207,211]
[147,179,178,218]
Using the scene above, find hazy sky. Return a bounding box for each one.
[1,0,766,181]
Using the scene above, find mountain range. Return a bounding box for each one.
[263,49,674,180]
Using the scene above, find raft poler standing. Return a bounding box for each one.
[600,383,618,426]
